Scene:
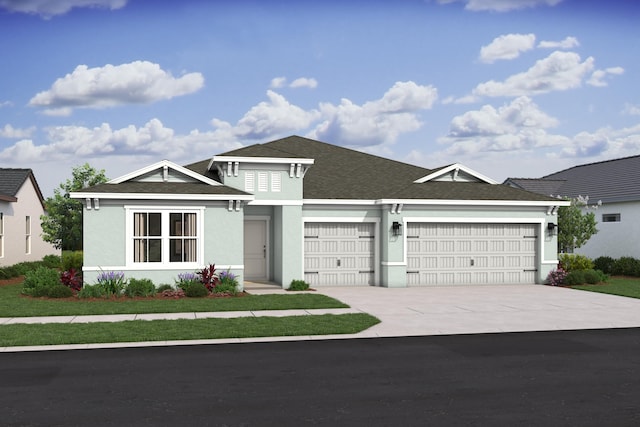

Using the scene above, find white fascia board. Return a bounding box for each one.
[70,192,254,201]
[414,163,497,184]
[211,155,315,165]
[109,159,221,186]
[377,199,571,207]
[248,199,304,206]
[303,199,378,206]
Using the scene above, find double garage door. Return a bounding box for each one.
[303,222,538,286]
[304,223,375,286]
[407,223,538,286]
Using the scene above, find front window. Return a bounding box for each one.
[130,209,201,265]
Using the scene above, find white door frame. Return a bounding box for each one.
[244,216,270,281]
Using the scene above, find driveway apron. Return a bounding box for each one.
[316,285,640,337]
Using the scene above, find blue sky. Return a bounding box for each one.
[1,0,638,197]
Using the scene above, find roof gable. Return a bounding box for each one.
[0,168,46,207]
[414,163,497,184]
[109,160,221,186]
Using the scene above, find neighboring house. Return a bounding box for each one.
[71,136,565,289]
[0,169,60,266]
[505,155,640,259]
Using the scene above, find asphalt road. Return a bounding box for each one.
[2,329,640,426]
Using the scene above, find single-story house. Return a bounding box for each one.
[72,136,566,289]
[505,155,640,260]
[0,168,60,266]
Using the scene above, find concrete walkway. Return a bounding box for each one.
[3,284,640,352]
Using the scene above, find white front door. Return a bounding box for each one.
[244,220,267,281]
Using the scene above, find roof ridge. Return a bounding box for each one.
[542,154,640,178]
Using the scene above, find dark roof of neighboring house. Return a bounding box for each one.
[81,181,251,196]
[505,155,640,204]
[216,135,556,202]
[0,168,46,206]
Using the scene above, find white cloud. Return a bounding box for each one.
[213,90,320,140]
[0,0,126,18]
[0,100,13,108]
[623,103,640,116]
[310,81,438,146]
[437,0,563,12]
[538,36,579,49]
[0,124,35,139]
[270,77,286,89]
[479,33,536,63]
[269,76,318,89]
[29,61,204,114]
[587,67,624,87]
[471,51,595,98]
[440,97,566,156]
[290,77,318,89]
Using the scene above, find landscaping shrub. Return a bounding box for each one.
[46,284,74,298]
[183,282,208,297]
[13,261,46,276]
[564,270,587,286]
[42,254,62,269]
[96,270,127,296]
[125,278,156,297]
[612,257,640,277]
[546,268,567,286]
[197,263,220,292]
[583,269,604,285]
[0,267,17,280]
[157,284,174,292]
[213,271,239,295]
[558,253,594,272]
[60,268,82,291]
[22,267,60,297]
[289,279,310,291]
[176,272,200,290]
[61,251,83,272]
[593,256,616,275]
[77,284,105,299]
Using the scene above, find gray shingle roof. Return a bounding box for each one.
[0,168,45,206]
[81,181,251,196]
[505,155,640,203]
[217,136,558,202]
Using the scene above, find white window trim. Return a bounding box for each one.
[125,206,205,269]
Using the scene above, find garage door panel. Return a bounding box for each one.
[304,223,375,286]
[407,223,538,286]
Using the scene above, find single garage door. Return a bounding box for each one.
[407,223,537,286]
[304,223,375,286]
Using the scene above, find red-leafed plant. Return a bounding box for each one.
[60,268,82,291]
[197,263,220,292]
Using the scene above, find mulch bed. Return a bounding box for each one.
[0,276,24,287]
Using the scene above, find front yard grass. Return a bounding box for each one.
[572,276,640,299]
[0,283,348,317]
[0,314,380,347]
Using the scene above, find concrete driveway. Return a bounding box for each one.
[315,285,640,337]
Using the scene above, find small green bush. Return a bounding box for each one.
[593,256,615,274]
[184,282,208,297]
[564,270,587,286]
[288,279,310,291]
[583,269,603,285]
[42,254,62,269]
[157,284,174,292]
[62,251,83,272]
[612,257,640,277]
[46,285,74,298]
[213,281,238,295]
[1,265,19,279]
[77,284,105,299]
[125,278,156,297]
[558,254,594,272]
[22,267,60,296]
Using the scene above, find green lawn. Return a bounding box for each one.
[572,276,640,299]
[0,314,380,347]
[0,283,348,317]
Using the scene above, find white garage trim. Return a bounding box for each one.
[302,217,380,286]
